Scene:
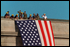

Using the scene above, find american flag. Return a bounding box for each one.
[15,20,55,46]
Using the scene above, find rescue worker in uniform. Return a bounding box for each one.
[33,13,36,20]
[28,14,33,20]
[10,14,14,19]
[4,12,8,18]
[20,12,23,19]
[23,11,27,19]
[36,13,40,20]
[18,10,23,19]
[7,11,10,18]
[15,14,18,19]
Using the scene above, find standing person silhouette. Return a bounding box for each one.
[23,11,27,19]
[42,13,47,21]
[18,10,23,19]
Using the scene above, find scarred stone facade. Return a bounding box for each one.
[1,18,69,46]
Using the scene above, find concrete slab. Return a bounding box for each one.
[1,31,18,36]
[1,19,15,32]
[1,43,16,46]
[51,22,69,35]
[55,39,69,46]
[1,37,16,43]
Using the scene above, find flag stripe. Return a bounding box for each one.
[44,21,52,46]
[47,21,54,46]
[35,20,44,46]
[38,20,47,46]
[41,21,50,46]
[49,21,55,46]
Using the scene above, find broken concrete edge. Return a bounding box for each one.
[1,18,69,22]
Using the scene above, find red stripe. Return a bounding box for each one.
[44,21,52,46]
[38,20,47,46]
[49,21,55,46]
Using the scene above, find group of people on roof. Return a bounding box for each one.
[4,10,47,20]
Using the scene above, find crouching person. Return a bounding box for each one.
[28,14,33,20]
[7,11,10,18]
[15,14,18,19]
[4,12,8,18]
[10,14,14,19]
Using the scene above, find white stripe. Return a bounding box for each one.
[35,20,44,46]
[41,21,50,46]
[47,21,54,46]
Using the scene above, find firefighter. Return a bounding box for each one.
[10,14,14,19]
[7,11,10,18]
[28,14,33,20]
[15,14,18,19]
[4,12,8,18]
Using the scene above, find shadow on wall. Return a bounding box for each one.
[14,21,23,46]
[16,37,23,46]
